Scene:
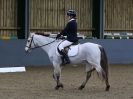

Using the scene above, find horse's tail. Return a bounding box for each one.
[98,45,110,91]
[98,45,109,81]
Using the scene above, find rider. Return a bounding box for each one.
[56,9,78,65]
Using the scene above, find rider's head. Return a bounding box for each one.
[67,10,76,19]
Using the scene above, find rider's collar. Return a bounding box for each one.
[69,18,75,22]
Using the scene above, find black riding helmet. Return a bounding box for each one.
[67,10,76,18]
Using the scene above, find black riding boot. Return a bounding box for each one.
[61,50,70,65]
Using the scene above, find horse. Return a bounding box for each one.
[25,33,110,91]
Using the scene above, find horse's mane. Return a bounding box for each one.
[35,32,50,37]
[34,32,65,44]
[34,32,59,43]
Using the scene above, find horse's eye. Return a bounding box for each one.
[28,40,30,42]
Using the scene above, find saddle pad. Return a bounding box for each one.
[56,44,79,57]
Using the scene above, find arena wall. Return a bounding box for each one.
[0,39,133,67]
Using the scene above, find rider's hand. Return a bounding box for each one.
[56,34,61,39]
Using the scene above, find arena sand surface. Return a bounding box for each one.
[0,64,132,99]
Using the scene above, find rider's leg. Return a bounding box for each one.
[61,50,70,64]
[58,40,72,64]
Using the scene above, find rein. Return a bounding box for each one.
[32,40,56,49]
[26,35,56,50]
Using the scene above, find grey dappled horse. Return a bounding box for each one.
[25,33,110,91]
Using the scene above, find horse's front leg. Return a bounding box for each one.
[53,62,63,90]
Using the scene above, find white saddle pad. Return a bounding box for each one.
[56,44,79,57]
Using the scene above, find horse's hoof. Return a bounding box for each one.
[60,84,64,88]
[55,86,59,90]
[105,85,110,91]
[78,85,84,90]
[55,84,64,90]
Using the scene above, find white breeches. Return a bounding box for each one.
[58,40,73,51]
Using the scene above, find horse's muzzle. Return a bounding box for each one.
[25,47,31,53]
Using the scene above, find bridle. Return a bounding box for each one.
[26,35,56,50]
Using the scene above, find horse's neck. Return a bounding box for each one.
[42,42,57,54]
[34,35,57,54]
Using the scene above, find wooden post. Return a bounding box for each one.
[92,0,104,39]
[17,0,29,39]
[24,0,30,38]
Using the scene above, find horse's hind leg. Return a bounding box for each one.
[78,64,95,90]
[95,65,110,91]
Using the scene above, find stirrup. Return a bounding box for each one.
[61,56,70,65]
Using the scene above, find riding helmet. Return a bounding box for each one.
[67,10,76,18]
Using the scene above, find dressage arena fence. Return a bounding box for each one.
[104,32,133,39]
[0,67,26,73]
[0,39,133,67]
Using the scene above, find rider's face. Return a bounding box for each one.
[66,15,71,21]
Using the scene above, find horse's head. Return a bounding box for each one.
[25,32,57,53]
[25,33,35,53]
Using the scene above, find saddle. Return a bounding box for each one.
[57,41,79,57]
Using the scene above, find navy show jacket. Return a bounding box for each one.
[60,19,78,42]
